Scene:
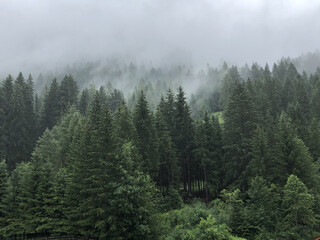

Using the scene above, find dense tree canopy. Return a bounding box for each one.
[1,59,320,239]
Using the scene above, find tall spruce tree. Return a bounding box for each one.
[0,160,8,237]
[282,175,316,239]
[41,78,61,131]
[223,82,256,189]
[173,86,195,194]
[133,90,159,179]
[155,103,179,193]
[65,93,115,237]
[104,142,157,239]
[60,75,79,114]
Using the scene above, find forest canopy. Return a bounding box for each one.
[1,57,320,239]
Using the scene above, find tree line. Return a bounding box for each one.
[0,59,320,239]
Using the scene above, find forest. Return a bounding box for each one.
[1,57,320,240]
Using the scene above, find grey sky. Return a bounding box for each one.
[1,0,320,75]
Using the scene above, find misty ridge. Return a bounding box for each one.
[18,50,320,115]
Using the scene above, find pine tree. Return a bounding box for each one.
[193,113,219,200]
[223,82,256,189]
[114,100,135,145]
[41,78,61,131]
[79,88,89,115]
[246,126,271,181]
[0,160,8,237]
[133,90,159,179]
[104,142,157,239]
[271,114,319,188]
[246,176,280,239]
[60,75,79,114]
[7,73,35,170]
[3,162,33,237]
[65,93,115,237]
[27,151,55,234]
[51,168,69,235]
[220,66,242,108]
[173,86,195,194]
[155,104,179,194]
[282,175,316,239]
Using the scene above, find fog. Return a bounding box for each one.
[1,0,320,77]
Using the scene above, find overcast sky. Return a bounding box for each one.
[0,0,320,75]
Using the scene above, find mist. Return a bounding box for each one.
[1,0,320,77]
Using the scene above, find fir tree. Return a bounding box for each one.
[60,75,79,114]
[0,160,8,237]
[133,90,159,179]
[173,86,195,194]
[282,175,316,239]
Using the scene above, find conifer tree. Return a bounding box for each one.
[0,160,8,237]
[193,113,219,200]
[220,66,242,108]
[7,73,35,170]
[271,114,319,188]
[155,104,179,193]
[246,177,280,239]
[133,90,159,179]
[104,142,157,239]
[41,78,61,131]
[114,100,135,145]
[223,82,256,189]
[246,126,271,181]
[173,86,195,194]
[60,75,79,114]
[65,93,115,237]
[282,175,316,239]
[3,162,33,237]
[79,88,89,115]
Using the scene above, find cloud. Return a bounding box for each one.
[0,0,319,76]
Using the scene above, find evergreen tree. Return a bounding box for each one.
[220,66,242,108]
[246,126,271,181]
[3,162,33,237]
[246,177,280,239]
[223,82,256,189]
[27,151,55,234]
[173,86,195,194]
[79,88,89,115]
[65,93,115,237]
[193,113,219,200]
[107,88,124,113]
[104,142,157,239]
[133,91,159,179]
[114,100,135,145]
[282,175,316,239]
[311,83,320,120]
[7,73,35,170]
[51,168,69,235]
[60,75,79,114]
[155,104,179,194]
[271,114,319,188]
[0,160,8,237]
[41,78,61,131]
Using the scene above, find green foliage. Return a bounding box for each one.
[156,101,179,193]
[223,82,256,189]
[281,175,316,239]
[133,90,160,179]
[60,75,79,114]
[159,202,245,240]
[1,59,320,239]
[104,142,158,239]
[0,160,8,235]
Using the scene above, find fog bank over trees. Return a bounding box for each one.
[1,0,320,77]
